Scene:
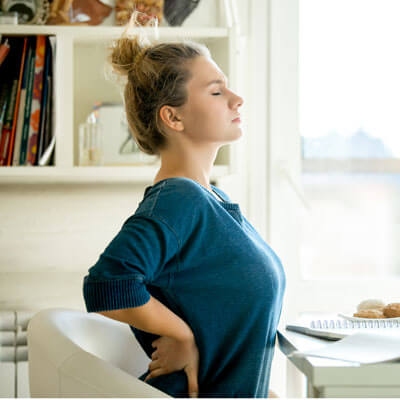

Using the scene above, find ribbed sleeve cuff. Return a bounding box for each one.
[83,277,151,312]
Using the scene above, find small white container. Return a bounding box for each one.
[79,120,103,166]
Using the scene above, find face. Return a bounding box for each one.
[175,56,244,145]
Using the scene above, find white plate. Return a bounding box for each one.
[338,313,400,322]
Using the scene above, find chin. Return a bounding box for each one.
[216,127,243,145]
[233,127,243,139]
[223,130,243,145]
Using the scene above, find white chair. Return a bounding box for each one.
[27,307,171,398]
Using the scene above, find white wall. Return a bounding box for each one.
[0,183,147,311]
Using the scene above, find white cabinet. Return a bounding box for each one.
[0,1,246,183]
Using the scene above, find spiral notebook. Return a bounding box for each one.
[286,315,400,340]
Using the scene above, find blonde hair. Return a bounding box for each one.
[106,10,211,156]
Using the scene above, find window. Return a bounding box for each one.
[299,0,400,278]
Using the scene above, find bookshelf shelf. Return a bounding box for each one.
[0,0,244,184]
[0,25,229,41]
[0,165,230,183]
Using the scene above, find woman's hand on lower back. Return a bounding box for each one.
[144,334,200,398]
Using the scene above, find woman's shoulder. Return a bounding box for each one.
[135,177,210,218]
[130,177,210,239]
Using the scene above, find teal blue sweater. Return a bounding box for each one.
[83,177,286,398]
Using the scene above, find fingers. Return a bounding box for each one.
[186,368,199,398]
[144,367,165,382]
[148,359,161,373]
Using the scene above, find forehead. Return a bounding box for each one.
[188,56,227,87]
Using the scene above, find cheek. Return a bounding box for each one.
[184,98,227,135]
[197,99,226,122]
[186,101,213,126]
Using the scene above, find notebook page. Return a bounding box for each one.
[289,331,400,364]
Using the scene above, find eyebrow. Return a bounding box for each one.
[206,77,229,87]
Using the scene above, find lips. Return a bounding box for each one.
[232,117,241,123]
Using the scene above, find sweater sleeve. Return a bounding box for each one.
[82,214,179,312]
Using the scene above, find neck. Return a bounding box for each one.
[154,140,220,191]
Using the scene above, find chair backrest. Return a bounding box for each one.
[27,308,167,398]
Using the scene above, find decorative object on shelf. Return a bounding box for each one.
[68,0,113,25]
[96,102,158,166]
[0,11,19,23]
[115,0,163,26]
[79,109,103,166]
[46,0,110,25]
[46,0,71,24]
[163,0,200,26]
[1,0,49,24]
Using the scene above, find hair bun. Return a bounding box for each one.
[110,36,145,76]
[108,9,154,77]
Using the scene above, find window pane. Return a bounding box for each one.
[300,172,400,278]
[299,0,400,278]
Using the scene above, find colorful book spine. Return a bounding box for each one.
[12,43,33,166]
[38,35,55,167]
[26,36,46,166]
[0,83,10,134]
[0,38,10,67]
[37,36,51,165]
[6,38,28,166]
[19,37,36,166]
[0,94,8,134]
[1,37,28,166]
[0,80,18,165]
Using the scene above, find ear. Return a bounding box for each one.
[159,105,184,132]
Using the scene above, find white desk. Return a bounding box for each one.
[277,328,400,398]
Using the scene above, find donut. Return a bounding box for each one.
[383,303,400,318]
[353,309,386,318]
[356,299,385,312]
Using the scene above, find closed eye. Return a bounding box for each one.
[212,93,221,96]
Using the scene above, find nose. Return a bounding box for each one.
[237,94,244,108]
[231,92,244,109]
[230,92,243,110]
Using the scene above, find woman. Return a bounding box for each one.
[83,11,286,398]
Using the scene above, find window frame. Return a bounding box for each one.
[264,0,400,326]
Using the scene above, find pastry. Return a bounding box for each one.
[353,309,386,318]
[383,303,400,318]
[356,298,385,312]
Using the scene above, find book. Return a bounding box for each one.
[19,37,36,166]
[0,96,7,135]
[0,38,10,67]
[36,36,51,165]
[0,37,27,166]
[0,80,18,165]
[38,36,55,166]
[0,82,10,134]
[12,40,33,166]
[286,315,400,340]
[26,35,46,166]
[289,331,400,364]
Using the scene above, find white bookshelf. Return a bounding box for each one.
[0,0,245,184]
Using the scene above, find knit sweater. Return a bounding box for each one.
[83,177,286,398]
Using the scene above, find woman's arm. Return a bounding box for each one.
[98,295,194,342]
